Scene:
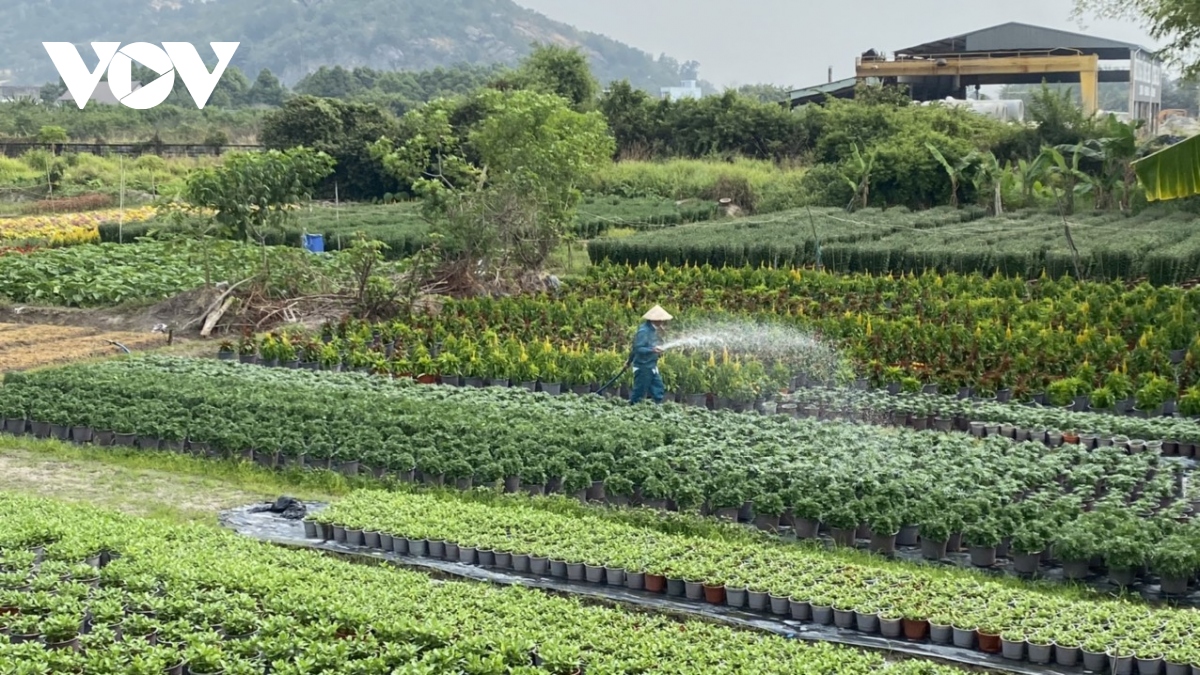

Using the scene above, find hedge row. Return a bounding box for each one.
[590,206,1200,283]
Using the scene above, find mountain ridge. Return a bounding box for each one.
[0,0,688,88]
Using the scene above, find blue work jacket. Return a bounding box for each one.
[628,321,661,370]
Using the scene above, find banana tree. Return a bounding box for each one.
[1094,118,1141,211]
[1014,155,1049,208]
[1133,133,1200,202]
[839,144,877,211]
[966,150,1006,215]
[926,143,972,208]
[1041,144,1093,215]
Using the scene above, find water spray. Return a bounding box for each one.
[659,320,845,385]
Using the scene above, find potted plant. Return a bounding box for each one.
[1179,386,1200,419]
[123,613,158,644]
[1150,533,1200,595]
[1047,378,1081,409]
[217,340,235,361]
[1010,520,1049,576]
[963,518,1001,567]
[41,613,81,651]
[1089,386,1116,413]
[1000,629,1025,661]
[918,513,952,560]
[414,349,439,385]
[1135,376,1176,417]
[752,492,785,532]
[1054,520,1096,580]
[258,333,281,367]
[236,335,256,364]
[435,351,463,386]
[185,641,226,675]
[867,511,902,556]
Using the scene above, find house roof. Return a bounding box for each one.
[57,81,142,105]
[0,85,40,101]
[896,22,1152,60]
[786,77,859,107]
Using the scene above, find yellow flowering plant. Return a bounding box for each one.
[0,206,156,249]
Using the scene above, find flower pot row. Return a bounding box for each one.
[0,417,781,529]
[224,349,762,411]
[786,386,1200,450]
[17,413,1194,598]
[796,520,1197,597]
[851,379,1194,422]
[307,519,1199,672]
[306,520,936,638]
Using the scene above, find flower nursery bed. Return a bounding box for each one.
[563,263,1200,394]
[587,206,1200,286]
[223,501,1069,675]
[4,357,1200,589]
[0,238,389,308]
[215,350,1200,448]
[781,387,1200,450]
[300,489,1200,672]
[0,492,987,675]
[231,262,1200,409]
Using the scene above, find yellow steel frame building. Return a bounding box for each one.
[791,22,1163,132]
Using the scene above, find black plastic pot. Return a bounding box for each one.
[1013,552,1041,575]
[920,538,947,560]
[969,546,997,567]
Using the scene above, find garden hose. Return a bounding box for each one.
[595,363,629,396]
[105,340,131,355]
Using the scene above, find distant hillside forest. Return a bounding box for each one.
[0,0,688,88]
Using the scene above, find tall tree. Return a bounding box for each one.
[1073,0,1200,77]
[510,44,599,111]
[373,89,613,271]
[248,69,287,107]
[260,95,401,200]
[184,148,335,243]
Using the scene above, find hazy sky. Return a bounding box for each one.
[514,0,1156,88]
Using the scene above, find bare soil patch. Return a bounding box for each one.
[0,448,269,522]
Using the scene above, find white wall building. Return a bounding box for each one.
[661,80,702,101]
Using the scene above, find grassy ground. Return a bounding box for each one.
[0,437,348,524]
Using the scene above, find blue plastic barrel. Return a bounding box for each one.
[302,233,324,253]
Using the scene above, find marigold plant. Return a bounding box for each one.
[0,206,156,249]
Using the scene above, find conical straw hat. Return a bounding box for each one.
[643,305,673,321]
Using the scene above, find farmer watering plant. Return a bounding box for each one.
[627,305,672,404]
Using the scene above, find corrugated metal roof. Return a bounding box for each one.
[787,77,859,106]
[899,22,1150,58]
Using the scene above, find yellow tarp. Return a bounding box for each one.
[1134,134,1200,202]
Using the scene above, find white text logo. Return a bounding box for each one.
[42,42,239,109]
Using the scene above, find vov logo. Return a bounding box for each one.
[42,42,239,109]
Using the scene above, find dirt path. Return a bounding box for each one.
[0,286,223,335]
[0,443,337,523]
